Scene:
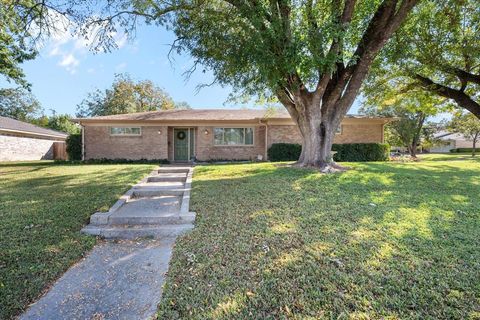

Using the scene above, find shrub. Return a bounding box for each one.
[450,148,476,153]
[267,142,389,162]
[332,143,390,162]
[267,143,302,161]
[66,134,82,160]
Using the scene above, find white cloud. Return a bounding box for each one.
[87,68,96,74]
[115,62,127,71]
[39,10,129,74]
[59,54,80,74]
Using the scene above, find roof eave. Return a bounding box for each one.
[0,128,68,139]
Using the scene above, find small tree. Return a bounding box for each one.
[449,112,480,156]
[361,86,439,157]
[76,73,189,117]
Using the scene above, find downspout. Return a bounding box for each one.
[260,119,268,161]
[81,124,85,161]
[381,123,385,143]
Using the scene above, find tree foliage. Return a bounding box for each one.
[47,114,80,134]
[448,111,480,156]
[0,87,43,121]
[361,84,440,157]
[0,1,39,87]
[76,73,190,117]
[367,0,480,118]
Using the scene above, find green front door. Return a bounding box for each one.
[174,129,189,161]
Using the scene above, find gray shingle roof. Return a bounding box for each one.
[75,109,391,122]
[0,116,68,138]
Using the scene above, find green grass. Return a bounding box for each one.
[158,154,480,319]
[0,161,155,319]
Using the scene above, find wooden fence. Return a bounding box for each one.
[53,142,68,160]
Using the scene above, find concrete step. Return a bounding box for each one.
[147,174,186,183]
[81,224,194,240]
[119,195,181,214]
[131,189,184,198]
[108,213,196,225]
[158,167,190,174]
[135,181,185,190]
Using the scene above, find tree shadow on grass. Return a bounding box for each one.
[158,161,480,319]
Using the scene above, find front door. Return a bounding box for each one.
[174,128,190,161]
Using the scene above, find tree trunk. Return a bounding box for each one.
[297,119,336,169]
[473,137,477,157]
[285,96,342,172]
[407,144,417,158]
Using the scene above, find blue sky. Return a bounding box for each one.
[2,23,364,117]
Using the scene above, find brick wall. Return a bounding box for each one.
[267,123,384,148]
[0,134,58,161]
[83,122,384,161]
[195,126,266,161]
[84,126,168,160]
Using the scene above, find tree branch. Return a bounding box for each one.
[415,74,480,119]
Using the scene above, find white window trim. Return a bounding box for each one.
[109,126,142,136]
[213,127,255,147]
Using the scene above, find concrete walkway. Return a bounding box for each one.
[21,166,195,320]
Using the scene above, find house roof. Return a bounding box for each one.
[434,130,470,141]
[0,116,68,139]
[75,109,393,123]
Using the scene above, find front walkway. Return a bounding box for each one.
[21,166,195,319]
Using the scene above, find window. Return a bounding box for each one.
[110,127,141,136]
[214,128,254,145]
[336,125,342,134]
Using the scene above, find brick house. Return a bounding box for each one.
[76,109,391,162]
[0,116,68,161]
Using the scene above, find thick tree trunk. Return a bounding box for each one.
[297,118,336,168]
[285,96,343,172]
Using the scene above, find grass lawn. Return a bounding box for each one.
[158,154,480,319]
[0,161,155,319]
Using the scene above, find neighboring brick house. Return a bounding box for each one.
[75,109,391,162]
[0,116,68,161]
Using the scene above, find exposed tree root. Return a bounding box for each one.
[292,161,350,173]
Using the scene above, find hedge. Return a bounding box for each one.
[450,148,476,153]
[267,143,389,162]
[267,143,302,161]
[332,143,390,162]
[66,133,82,160]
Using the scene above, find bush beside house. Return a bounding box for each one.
[268,143,390,162]
[332,143,390,162]
[66,134,82,160]
[267,143,302,161]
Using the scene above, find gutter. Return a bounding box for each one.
[0,128,67,140]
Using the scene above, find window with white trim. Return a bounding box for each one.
[214,128,254,145]
[336,125,342,134]
[110,127,141,136]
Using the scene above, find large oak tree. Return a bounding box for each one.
[11,0,418,169]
